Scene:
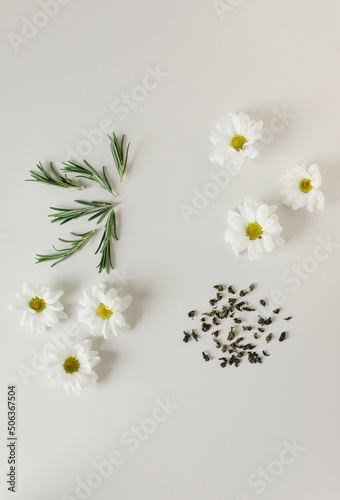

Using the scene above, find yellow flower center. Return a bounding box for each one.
[63,357,80,374]
[245,222,263,240]
[28,297,46,313]
[97,303,113,319]
[230,135,246,151]
[299,178,312,193]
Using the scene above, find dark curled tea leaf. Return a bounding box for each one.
[284,317,293,321]
[263,317,272,326]
[221,345,227,353]
[273,308,280,314]
[219,357,227,368]
[202,352,210,362]
[216,293,223,301]
[254,333,259,339]
[263,350,270,356]
[188,310,196,319]
[242,326,252,331]
[227,327,235,341]
[233,318,241,324]
[279,332,287,342]
[228,285,235,294]
[260,299,266,306]
[203,311,216,317]
[228,298,237,305]
[235,301,245,311]
[209,299,217,306]
[183,331,191,343]
[214,340,222,348]
[248,352,262,364]
[211,330,219,338]
[243,307,255,312]
[266,333,273,343]
[249,283,255,291]
[191,330,199,342]
[258,328,265,333]
[213,285,224,291]
[212,317,220,326]
[245,343,256,350]
[202,323,211,332]
[239,289,248,297]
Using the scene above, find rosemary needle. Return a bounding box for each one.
[49,200,118,225]
[95,210,118,273]
[27,162,85,189]
[36,229,97,267]
[107,132,130,182]
[62,160,116,196]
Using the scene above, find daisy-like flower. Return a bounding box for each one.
[78,283,132,339]
[209,112,263,168]
[41,337,100,395]
[280,163,325,212]
[8,282,67,334]
[225,198,285,260]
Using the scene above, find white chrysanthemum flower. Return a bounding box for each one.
[280,163,325,212]
[225,198,285,260]
[78,283,132,339]
[209,112,263,168]
[42,337,100,396]
[8,282,68,334]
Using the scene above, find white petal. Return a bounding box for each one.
[256,204,268,226]
[227,211,247,231]
[315,190,325,210]
[23,282,38,298]
[262,234,275,252]
[78,308,96,326]
[247,240,262,260]
[116,295,132,313]
[106,288,118,300]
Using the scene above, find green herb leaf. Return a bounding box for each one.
[36,229,97,267]
[107,132,131,182]
[49,200,117,225]
[27,162,85,189]
[62,160,116,196]
[95,210,118,273]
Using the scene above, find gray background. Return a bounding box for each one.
[1,1,339,499]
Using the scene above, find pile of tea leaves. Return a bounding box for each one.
[182,283,292,367]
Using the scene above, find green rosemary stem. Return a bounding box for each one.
[36,229,97,267]
[27,162,85,189]
[62,160,116,197]
[107,132,130,182]
[49,200,118,225]
[95,210,118,273]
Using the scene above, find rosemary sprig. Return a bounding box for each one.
[62,160,116,196]
[95,210,118,273]
[27,162,85,189]
[108,132,130,181]
[36,229,97,267]
[49,200,117,225]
